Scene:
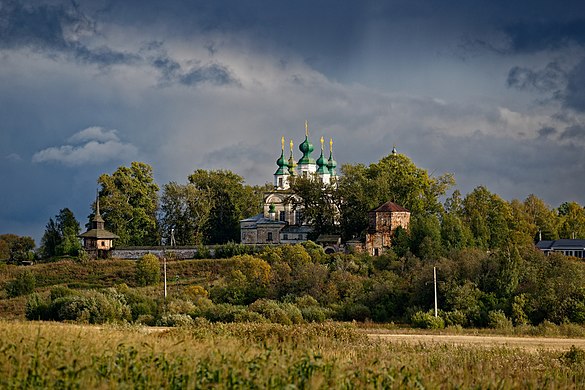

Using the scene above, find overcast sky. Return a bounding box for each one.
[2,0,585,243]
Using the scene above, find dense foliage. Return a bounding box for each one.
[0,234,35,262]
[3,242,583,329]
[39,208,82,258]
[97,162,160,246]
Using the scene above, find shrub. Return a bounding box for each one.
[135,254,161,286]
[158,314,194,327]
[301,306,327,323]
[194,244,211,259]
[50,290,131,324]
[249,299,292,325]
[25,293,50,320]
[167,299,197,315]
[233,311,268,323]
[487,310,513,329]
[50,286,77,301]
[5,269,36,297]
[339,302,371,322]
[443,310,468,327]
[202,303,248,322]
[411,310,445,329]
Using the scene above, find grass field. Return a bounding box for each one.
[2,320,585,389]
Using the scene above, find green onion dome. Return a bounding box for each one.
[298,135,315,165]
[288,145,297,176]
[275,149,288,175]
[316,147,328,174]
[327,149,337,176]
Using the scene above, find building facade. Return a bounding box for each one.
[240,121,337,245]
[79,196,119,258]
[365,201,411,256]
[536,239,585,258]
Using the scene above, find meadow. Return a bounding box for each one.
[2,320,585,389]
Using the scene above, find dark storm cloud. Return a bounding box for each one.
[560,125,585,141]
[507,62,566,93]
[504,19,585,53]
[0,0,137,66]
[144,43,239,87]
[0,0,86,50]
[179,64,238,86]
[537,126,557,138]
[564,59,585,112]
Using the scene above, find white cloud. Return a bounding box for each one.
[32,127,138,166]
[68,126,120,143]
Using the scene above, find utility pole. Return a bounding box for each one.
[434,266,438,318]
[163,255,167,300]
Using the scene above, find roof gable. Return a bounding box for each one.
[371,201,409,213]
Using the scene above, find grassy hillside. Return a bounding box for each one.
[0,258,231,319]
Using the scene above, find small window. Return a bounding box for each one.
[278,178,283,187]
[279,211,286,221]
[283,234,288,240]
[267,232,273,242]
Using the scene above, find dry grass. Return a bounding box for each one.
[1,320,584,388]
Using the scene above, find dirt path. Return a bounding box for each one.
[366,332,585,351]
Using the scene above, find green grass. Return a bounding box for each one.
[1,321,584,388]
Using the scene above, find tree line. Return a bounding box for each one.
[2,151,584,261]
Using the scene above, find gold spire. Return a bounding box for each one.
[320,136,324,150]
[290,139,294,152]
[305,120,309,136]
[281,136,285,151]
[329,138,333,152]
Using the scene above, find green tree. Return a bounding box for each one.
[6,269,36,297]
[337,151,454,240]
[289,175,339,236]
[40,208,82,258]
[337,164,373,240]
[40,218,60,258]
[188,169,264,244]
[558,201,585,239]
[523,194,559,240]
[159,182,213,245]
[135,253,161,286]
[368,152,455,215]
[440,213,472,251]
[8,236,35,262]
[409,214,442,260]
[462,186,512,249]
[97,162,160,246]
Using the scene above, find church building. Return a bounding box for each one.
[240,121,337,245]
[79,195,119,258]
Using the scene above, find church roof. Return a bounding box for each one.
[371,201,409,213]
[79,229,119,239]
[537,239,585,250]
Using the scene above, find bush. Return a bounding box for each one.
[50,286,77,301]
[411,310,445,329]
[158,314,194,327]
[135,254,161,286]
[487,310,513,329]
[301,306,327,323]
[339,302,371,322]
[249,299,293,325]
[202,303,248,322]
[443,310,468,327]
[47,289,131,324]
[25,293,50,320]
[5,269,36,297]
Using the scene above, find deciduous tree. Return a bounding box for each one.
[97,162,160,246]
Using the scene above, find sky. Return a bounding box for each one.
[1,0,585,243]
